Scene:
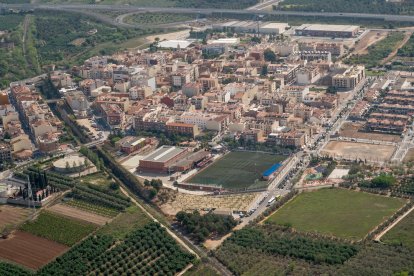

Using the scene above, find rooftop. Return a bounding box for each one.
[141,145,187,163]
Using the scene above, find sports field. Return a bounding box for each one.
[187,151,286,190]
[266,188,405,240]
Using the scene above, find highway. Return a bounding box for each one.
[5,3,414,23]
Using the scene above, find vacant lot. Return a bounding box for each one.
[160,191,261,215]
[267,189,405,240]
[48,204,112,226]
[403,148,414,163]
[188,152,287,190]
[382,209,414,250]
[353,30,388,55]
[0,231,68,270]
[321,141,395,162]
[20,212,96,246]
[0,205,31,229]
[339,122,401,143]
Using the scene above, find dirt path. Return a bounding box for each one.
[381,31,412,64]
[375,205,414,241]
[47,204,112,226]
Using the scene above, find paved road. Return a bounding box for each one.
[5,3,414,23]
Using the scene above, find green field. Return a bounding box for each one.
[20,211,97,246]
[65,199,119,217]
[188,151,287,190]
[266,189,405,240]
[97,205,151,239]
[382,209,414,250]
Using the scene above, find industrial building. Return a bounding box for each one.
[212,21,289,35]
[295,24,360,38]
[138,146,189,173]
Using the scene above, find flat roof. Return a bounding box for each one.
[141,146,186,163]
[296,24,359,32]
[158,40,192,49]
[261,22,289,29]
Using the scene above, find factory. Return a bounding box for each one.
[295,24,360,38]
[212,21,289,35]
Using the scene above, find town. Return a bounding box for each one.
[1,8,414,275]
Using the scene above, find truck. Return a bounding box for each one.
[267,196,276,206]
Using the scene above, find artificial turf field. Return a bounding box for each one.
[187,151,287,190]
[266,188,406,240]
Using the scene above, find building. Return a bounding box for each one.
[166,122,200,138]
[267,131,306,148]
[65,90,89,118]
[332,65,365,90]
[116,136,148,154]
[138,145,189,173]
[295,24,360,38]
[0,143,12,164]
[212,21,288,35]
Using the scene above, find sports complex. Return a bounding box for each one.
[185,151,287,191]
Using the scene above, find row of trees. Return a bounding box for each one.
[176,210,237,242]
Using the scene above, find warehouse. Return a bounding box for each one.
[212,21,289,35]
[295,24,360,38]
[138,145,189,173]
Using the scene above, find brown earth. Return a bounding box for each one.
[0,205,31,229]
[321,141,396,162]
[354,30,388,55]
[47,204,111,226]
[403,148,414,163]
[0,231,68,270]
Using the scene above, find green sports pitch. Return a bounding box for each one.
[187,151,287,190]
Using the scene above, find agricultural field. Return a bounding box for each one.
[0,205,31,230]
[216,226,414,275]
[266,189,405,240]
[381,209,414,250]
[0,262,31,276]
[48,203,112,226]
[321,141,396,163]
[64,199,119,217]
[0,231,68,270]
[125,12,197,26]
[187,152,287,190]
[39,222,195,275]
[160,190,261,215]
[20,211,97,246]
[97,205,152,239]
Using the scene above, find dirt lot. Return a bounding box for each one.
[47,204,112,226]
[353,30,388,55]
[403,148,414,163]
[339,122,401,143]
[159,190,261,216]
[321,141,396,162]
[0,231,68,269]
[0,205,31,229]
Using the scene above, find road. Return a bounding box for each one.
[6,3,414,23]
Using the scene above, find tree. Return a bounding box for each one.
[264,48,277,62]
[261,65,268,76]
[371,173,396,189]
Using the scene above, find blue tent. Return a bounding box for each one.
[262,163,282,177]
